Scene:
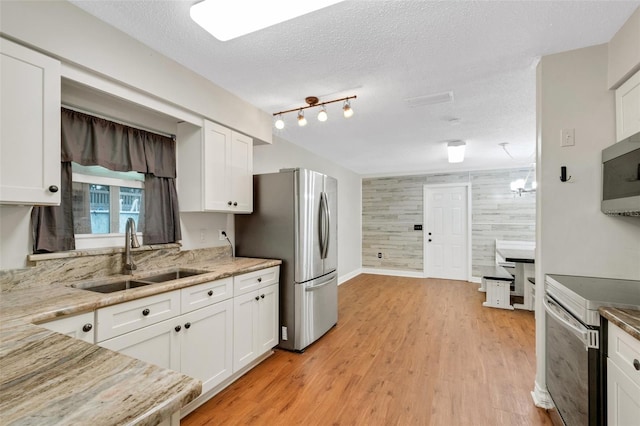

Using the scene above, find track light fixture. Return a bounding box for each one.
[273,95,357,129]
[297,110,307,127]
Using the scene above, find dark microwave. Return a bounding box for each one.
[602,134,640,216]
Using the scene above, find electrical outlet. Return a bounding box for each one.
[561,128,575,147]
[218,230,227,241]
[199,229,206,242]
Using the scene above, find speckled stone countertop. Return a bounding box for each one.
[0,254,281,425]
[599,307,640,341]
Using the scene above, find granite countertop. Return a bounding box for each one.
[599,307,640,341]
[0,256,281,425]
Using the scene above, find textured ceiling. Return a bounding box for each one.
[69,0,639,176]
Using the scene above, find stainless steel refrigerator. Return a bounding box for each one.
[235,168,338,352]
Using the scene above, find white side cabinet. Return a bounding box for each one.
[39,312,95,344]
[615,69,640,142]
[177,120,253,213]
[0,37,61,205]
[233,267,280,372]
[607,322,640,426]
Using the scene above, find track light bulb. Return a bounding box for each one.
[297,110,307,127]
[343,100,354,118]
[317,106,328,122]
[274,115,285,130]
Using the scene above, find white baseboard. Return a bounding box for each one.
[361,268,425,278]
[531,381,554,409]
[469,276,482,284]
[338,268,362,285]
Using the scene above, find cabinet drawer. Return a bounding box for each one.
[234,266,279,296]
[181,277,233,313]
[96,290,180,342]
[608,322,640,386]
[39,311,95,344]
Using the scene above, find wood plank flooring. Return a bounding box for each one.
[182,274,552,425]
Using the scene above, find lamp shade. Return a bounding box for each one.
[447,140,466,163]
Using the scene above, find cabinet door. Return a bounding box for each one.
[607,358,640,426]
[616,70,640,142]
[180,300,233,394]
[0,37,60,205]
[257,284,278,355]
[230,131,253,213]
[233,290,259,372]
[203,120,231,211]
[99,317,181,371]
[39,312,95,344]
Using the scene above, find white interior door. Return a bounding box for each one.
[424,184,469,280]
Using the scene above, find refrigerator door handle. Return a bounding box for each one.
[304,275,336,291]
[320,192,330,259]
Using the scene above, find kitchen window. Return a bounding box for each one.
[72,163,145,248]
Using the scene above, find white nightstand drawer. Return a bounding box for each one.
[96,290,181,342]
[234,266,279,296]
[181,277,233,313]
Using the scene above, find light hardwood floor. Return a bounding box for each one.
[182,274,552,425]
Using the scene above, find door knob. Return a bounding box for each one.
[255,296,260,301]
[48,185,59,193]
[233,202,238,206]
[428,239,432,242]
[175,325,181,332]
[82,324,93,333]
[142,308,150,316]
[184,322,191,329]
[207,290,213,296]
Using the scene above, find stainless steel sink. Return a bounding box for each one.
[140,269,206,283]
[72,280,152,294]
[71,269,208,293]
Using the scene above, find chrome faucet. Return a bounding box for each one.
[124,218,141,275]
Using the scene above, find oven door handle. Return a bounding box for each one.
[544,296,593,349]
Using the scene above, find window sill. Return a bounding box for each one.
[27,243,181,264]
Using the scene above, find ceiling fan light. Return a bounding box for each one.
[274,115,285,130]
[317,106,328,122]
[447,140,466,163]
[342,100,354,118]
[297,110,307,127]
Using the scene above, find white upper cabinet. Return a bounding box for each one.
[0,37,61,205]
[615,69,640,142]
[177,120,253,213]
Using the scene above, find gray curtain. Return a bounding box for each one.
[32,108,181,252]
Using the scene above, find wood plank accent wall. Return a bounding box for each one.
[362,168,536,277]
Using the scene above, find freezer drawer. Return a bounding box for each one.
[293,272,338,351]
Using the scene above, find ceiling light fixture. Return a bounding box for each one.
[297,110,307,127]
[190,0,345,41]
[273,95,356,129]
[317,105,328,122]
[274,114,285,130]
[510,163,537,197]
[447,140,466,163]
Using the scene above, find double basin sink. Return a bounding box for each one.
[71,269,207,294]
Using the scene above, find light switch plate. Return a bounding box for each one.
[561,128,575,147]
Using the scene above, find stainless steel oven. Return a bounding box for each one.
[545,274,640,426]
[544,294,601,426]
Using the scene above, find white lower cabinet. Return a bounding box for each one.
[233,283,279,372]
[98,299,233,395]
[39,312,95,344]
[607,322,640,426]
[180,299,233,394]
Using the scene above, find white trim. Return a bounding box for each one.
[531,381,554,409]
[469,276,482,284]
[338,268,362,285]
[361,268,424,278]
[61,63,203,127]
[72,172,145,189]
[422,182,472,281]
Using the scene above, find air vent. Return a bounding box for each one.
[404,91,454,108]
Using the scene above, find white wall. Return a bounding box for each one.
[251,135,363,283]
[533,43,640,405]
